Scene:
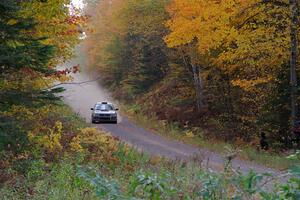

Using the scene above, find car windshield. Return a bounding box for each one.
[95,104,114,111]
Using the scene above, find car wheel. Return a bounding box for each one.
[113,120,117,124]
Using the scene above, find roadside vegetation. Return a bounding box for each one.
[85,0,300,162]
[122,103,300,170]
[1,0,300,199]
[1,101,300,199]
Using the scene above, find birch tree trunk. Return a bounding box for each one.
[191,63,204,112]
[289,0,299,128]
[181,47,204,113]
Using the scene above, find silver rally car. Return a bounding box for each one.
[91,102,118,124]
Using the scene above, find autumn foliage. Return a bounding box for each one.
[85,0,300,149]
[0,0,88,176]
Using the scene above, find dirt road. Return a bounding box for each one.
[61,45,278,175]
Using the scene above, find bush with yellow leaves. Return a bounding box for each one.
[1,104,80,161]
[70,127,119,163]
[28,121,63,157]
[1,102,122,165]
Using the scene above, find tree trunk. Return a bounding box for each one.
[191,63,204,112]
[289,0,299,128]
[181,46,204,112]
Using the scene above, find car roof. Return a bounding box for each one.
[96,101,113,105]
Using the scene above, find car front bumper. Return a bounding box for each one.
[92,115,117,122]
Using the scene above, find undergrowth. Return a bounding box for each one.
[1,104,300,200]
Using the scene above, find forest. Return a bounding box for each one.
[85,0,300,150]
[1,0,300,199]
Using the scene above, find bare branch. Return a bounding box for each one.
[47,77,101,90]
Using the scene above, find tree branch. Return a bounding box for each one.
[47,77,101,90]
[262,0,289,7]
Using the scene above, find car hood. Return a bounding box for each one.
[94,110,116,114]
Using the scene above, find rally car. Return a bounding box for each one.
[91,102,118,124]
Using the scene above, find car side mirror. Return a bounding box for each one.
[91,108,94,110]
[115,108,119,111]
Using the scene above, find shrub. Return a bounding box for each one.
[77,166,127,200]
[70,127,120,163]
[128,170,176,200]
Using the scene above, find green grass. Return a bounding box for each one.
[120,103,300,170]
[2,142,299,200]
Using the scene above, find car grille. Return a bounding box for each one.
[96,114,111,117]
